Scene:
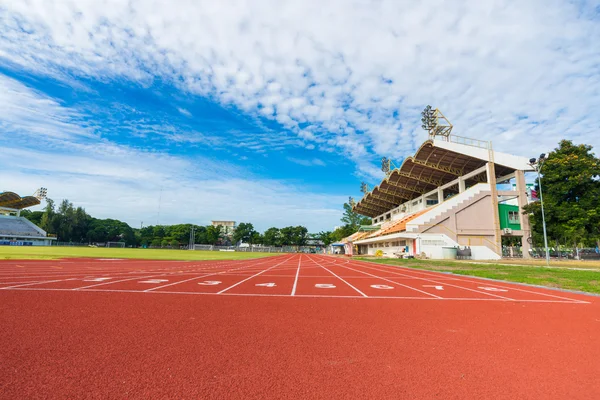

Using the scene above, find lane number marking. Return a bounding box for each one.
[370,284,394,290]
[315,283,336,289]
[478,286,508,292]
[198,281,222,285]
[423,285,445,291]
[255,283,277,287]
[83,277,112,282]
[139,279,169,284]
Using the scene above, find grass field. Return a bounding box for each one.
[0,246,277,261]
[356,257,600,295]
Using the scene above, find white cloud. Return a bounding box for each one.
[287,157,326,167]
[2,0,597,177]
[177,107,192,117]
[1,0,599,207]
[0,142,345,231]
[0,74,95,140]
[0,76,345,231]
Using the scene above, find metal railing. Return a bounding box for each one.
[503,246,600,260]
[446,134,490,150]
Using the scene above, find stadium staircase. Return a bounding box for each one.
[406,183,491,233]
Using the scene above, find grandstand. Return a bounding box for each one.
[348,107,534,260]
[0,188,55,246]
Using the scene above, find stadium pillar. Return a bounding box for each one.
[515,170,532,258]
[458,177,466,193]
[437,188,444,204]
[486,162,502,257]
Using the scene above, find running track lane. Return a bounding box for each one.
[1,254,600,399]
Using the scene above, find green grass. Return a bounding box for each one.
[355,257,600,295]
[0,246,277,261]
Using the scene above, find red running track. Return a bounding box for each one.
[1,254,599,399]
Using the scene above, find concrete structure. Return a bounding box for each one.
[211,220,236,235]
[351,134,534,260]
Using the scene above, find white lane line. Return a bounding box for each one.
[144,256,284,292]
[291,254,302,296]
[73,273,173,290]
[3,287,590,303]
[333,264,442,299]
[0,278,78,289]
[340,257,587,302]
[338,260,514,300]
[307,255,368,297]
[217,256,295,294]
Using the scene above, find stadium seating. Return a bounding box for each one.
[0,215,46,237]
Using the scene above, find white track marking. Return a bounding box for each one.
[337,264,442,298]
[341,256,584,302]
[217,256,295,294]
[0,278,78,289]
[2,286,590,303]
[423,285,445,291]
[255,282,277,287]
[197,281,222,286]
[370,284,394,290]
[74,273,172,289]
[307,255,367,297]
[291,254,301,296]
[82,277,112,282]
[139,279,169,284]
[144,256,285,292]
[315,283,336,289]
[337,260,514,300]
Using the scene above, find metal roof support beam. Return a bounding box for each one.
[374,187,410,202]
[368,192,401,208]
[398,171,444,187]
[369,196,399,210]
[410,159,464,176]
[363,196,396,210]
[385,181,428,195]
[355,201,387,215]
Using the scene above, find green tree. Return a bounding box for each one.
[317,231,334,246]
[524,140,600,247]
[233,222,255,244]
[341,202,372,230]
[20,210,44,226]
[330,225,355,243]
[40,198,57,235]
[250,231,263,245]
[279,226,295,246]
[291,226,308,246]
[206,225,222,245]
[262,227,281,246]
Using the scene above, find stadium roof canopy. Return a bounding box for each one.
[0,191,41,210]
[353,137,534,218]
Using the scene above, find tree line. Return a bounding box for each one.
[20,198,371,248]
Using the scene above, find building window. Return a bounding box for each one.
[508,211,519,224]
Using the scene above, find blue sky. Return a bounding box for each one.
[1,0,599,232]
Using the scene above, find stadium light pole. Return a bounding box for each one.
[529,154,550,266]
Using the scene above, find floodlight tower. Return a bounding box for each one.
[360,182,370,195]
[349,196,356,208]
[380,157,398,176]
[34,187,47,200]
[528,154,550,266]
[421,105,453,139]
